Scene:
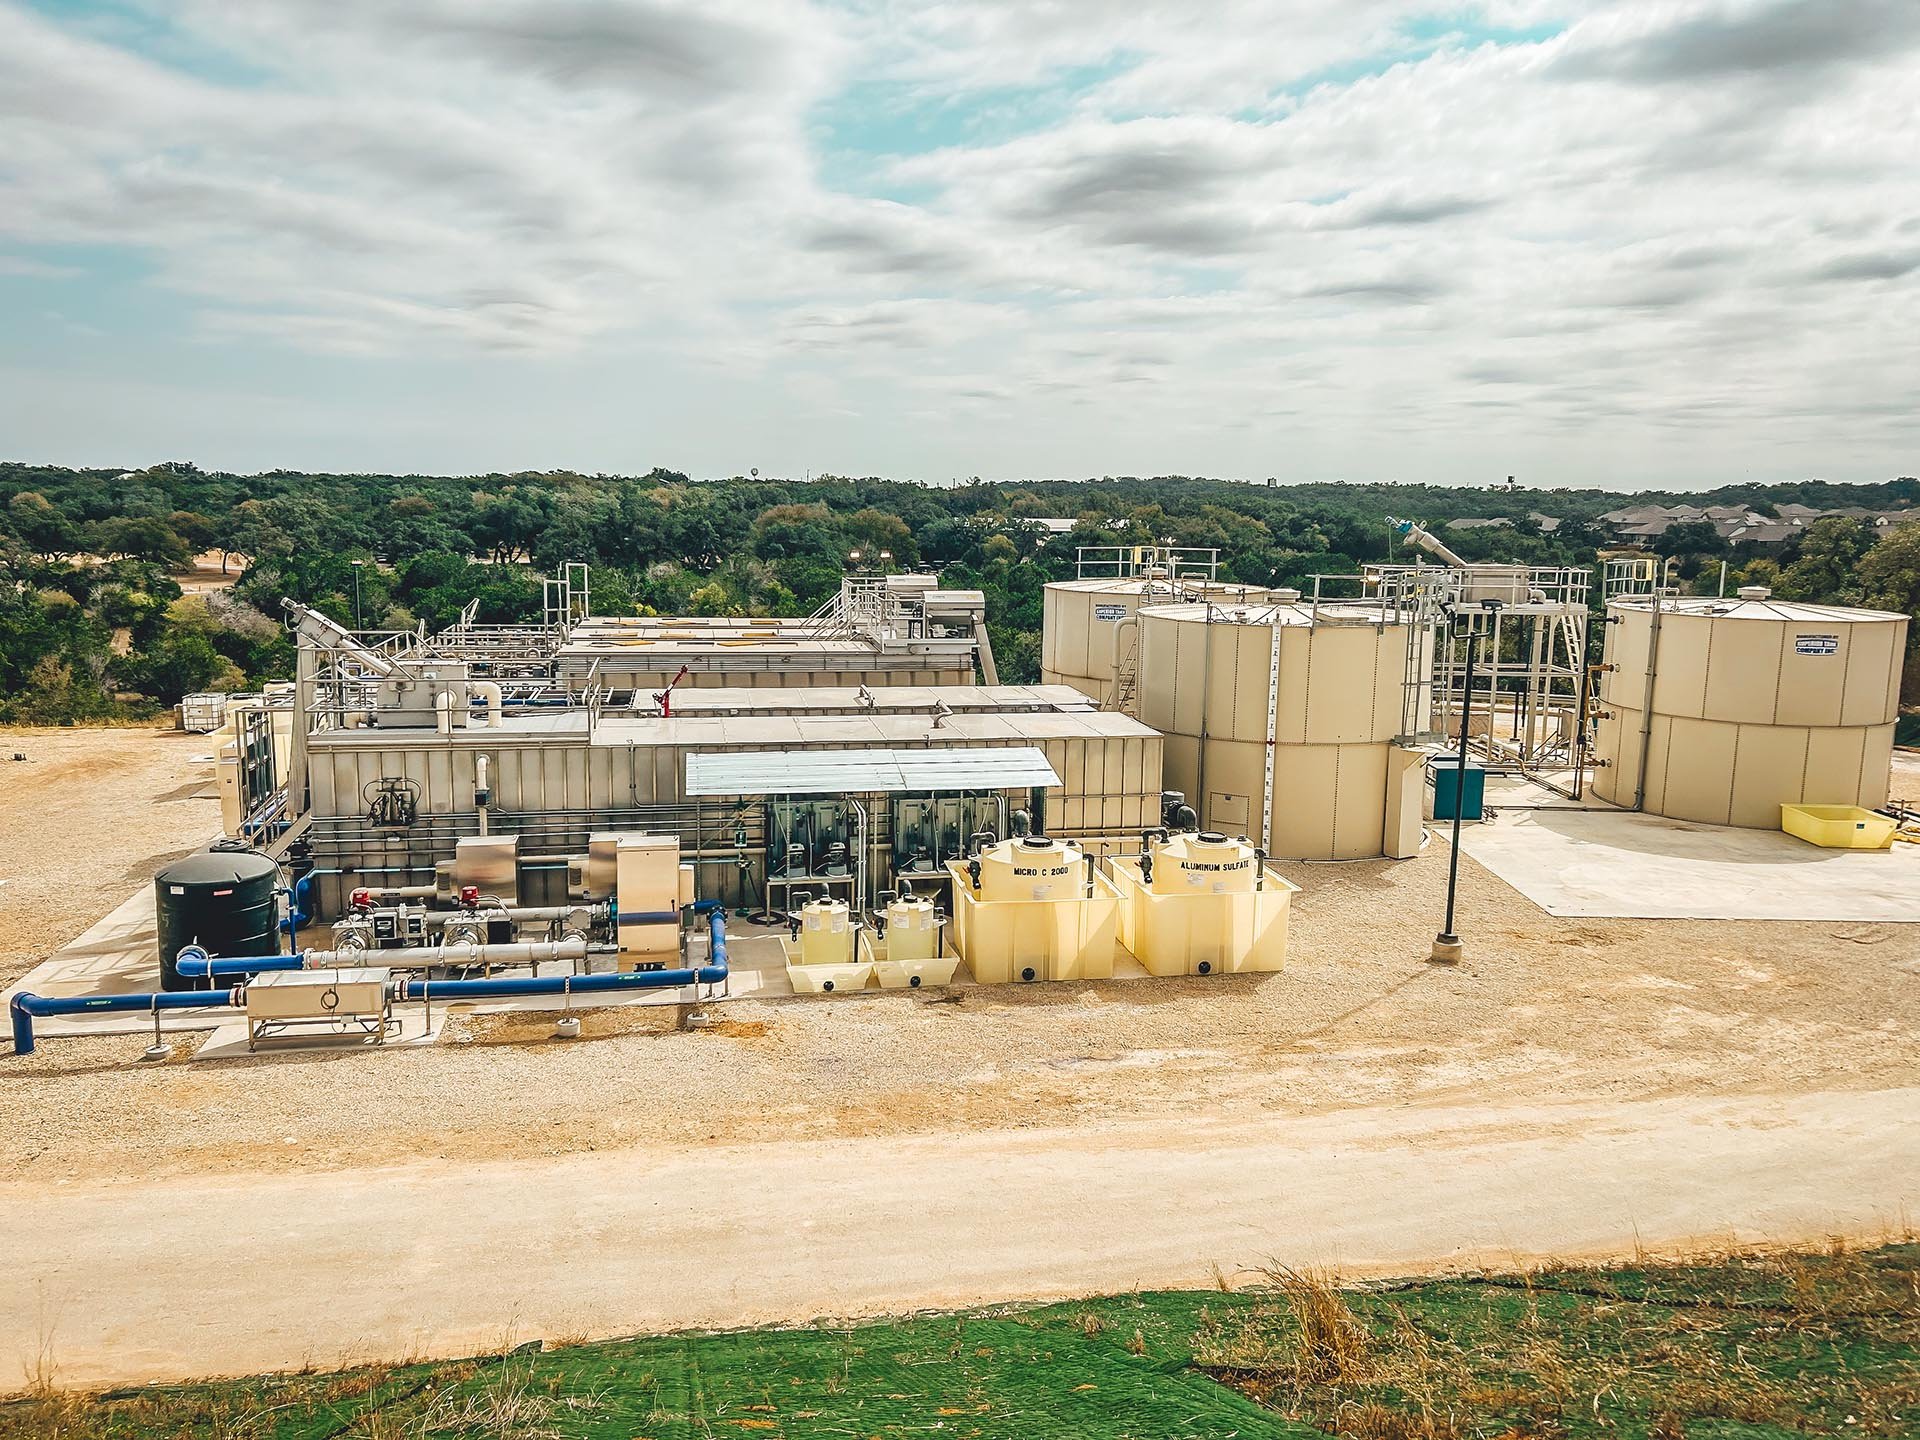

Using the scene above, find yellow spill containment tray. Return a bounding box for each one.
[1780,804,1896,850]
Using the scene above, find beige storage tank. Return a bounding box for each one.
[945,837,1119,983]
[1592,588,1907,827]
[1107,831,1300,976]
[860,895,960,989]
[784,897,873,993]
[1135,600,1417,860]
[1042,576,1274,712]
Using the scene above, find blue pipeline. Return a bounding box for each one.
[10,988,242,1056]
[176,947,307,981]
[402,908,728,1002]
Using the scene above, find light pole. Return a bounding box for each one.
[350,559,364,630]
[1432,599,1501,964]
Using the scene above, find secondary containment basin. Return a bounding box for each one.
[1134,598,1418,859]
[861,895,959,988]
[1108,831,1299,976]
[155,842,281,989]
[945,836,1118,983]
[1042,576,1275,713]
[1780,804,1898,850]
[1592,588,1907,827]
[784,897,873,993]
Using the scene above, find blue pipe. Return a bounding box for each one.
[402,908,728,1002]
[176,947,308,981]
[11,988,242,1056]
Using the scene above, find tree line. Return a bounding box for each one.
[2,461,1917,723]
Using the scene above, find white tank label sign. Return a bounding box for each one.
[1794,634,1839,655]
[1093,603,1127,621]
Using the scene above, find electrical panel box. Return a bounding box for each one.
[615,834,686,967]
[372,662,471,730]
[453,834,520,904]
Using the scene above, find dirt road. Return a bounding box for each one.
[4,1085,1911,1389]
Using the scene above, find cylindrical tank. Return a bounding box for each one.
[1592,589,1907,827]
[1041,576,1275,711]
[975,836,1085,901]
[797,898,854,965]
[154,843,281,988]
[1149,831,1260,895]
[883,896,939,960]
[1135,599,1416,860]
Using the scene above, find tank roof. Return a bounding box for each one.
[1137,599,1404,627]
[156,846,277,885]
[1607,595,1908,624]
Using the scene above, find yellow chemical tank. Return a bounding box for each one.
[1109,831,1298,977]
[945,837,1118,984]
[861,895,959,989]
[784,898,873,994]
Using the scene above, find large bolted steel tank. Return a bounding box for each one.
[1134,598,1417,860]
[154,842,281,988]
[1592,588,1907,827]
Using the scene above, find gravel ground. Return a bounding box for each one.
[2,831,1914,1184]
[0,725,221,987]
[0,730,1913,1186]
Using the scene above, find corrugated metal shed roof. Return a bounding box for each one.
[685,746,1061,796]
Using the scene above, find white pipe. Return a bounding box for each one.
[298,937,604,969]
[471,681,503,727]
[435,690,453,735]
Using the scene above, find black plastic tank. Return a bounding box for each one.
[154,842,281,988]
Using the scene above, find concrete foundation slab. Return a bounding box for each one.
[1460,804,1920,921]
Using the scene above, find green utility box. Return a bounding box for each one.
[1429,756,1486,821]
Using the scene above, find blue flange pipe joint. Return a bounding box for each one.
[10,987,243,1057]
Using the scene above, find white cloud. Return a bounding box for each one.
[0,0,1915,482]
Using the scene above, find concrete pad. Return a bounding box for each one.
[1460,804,1920,921]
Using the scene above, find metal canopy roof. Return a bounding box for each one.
[685,745,1060,797]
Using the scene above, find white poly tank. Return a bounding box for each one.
[975,836,1086,901]
[1592,589,1907,827]
[798,898,854,965]
[1135,599,1416,860]
[883,896,939,960]
[1150,831,1260,895]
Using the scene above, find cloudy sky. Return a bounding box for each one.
[1,0,1916,487]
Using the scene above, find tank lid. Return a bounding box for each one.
[1736,585,1772,600]
[1016,835,1056,850]
[156,847,277,887]
[1197,830,1229,844]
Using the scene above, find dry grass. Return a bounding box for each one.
[1194,1244,1920,1439]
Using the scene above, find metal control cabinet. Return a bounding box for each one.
[245,967,393,1050]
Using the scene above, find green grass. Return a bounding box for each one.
[7,1245,1915,1439]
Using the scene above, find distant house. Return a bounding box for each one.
[1444,517,1513,531]
[1725,521,1801,551]
[1528,512,1562,533]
